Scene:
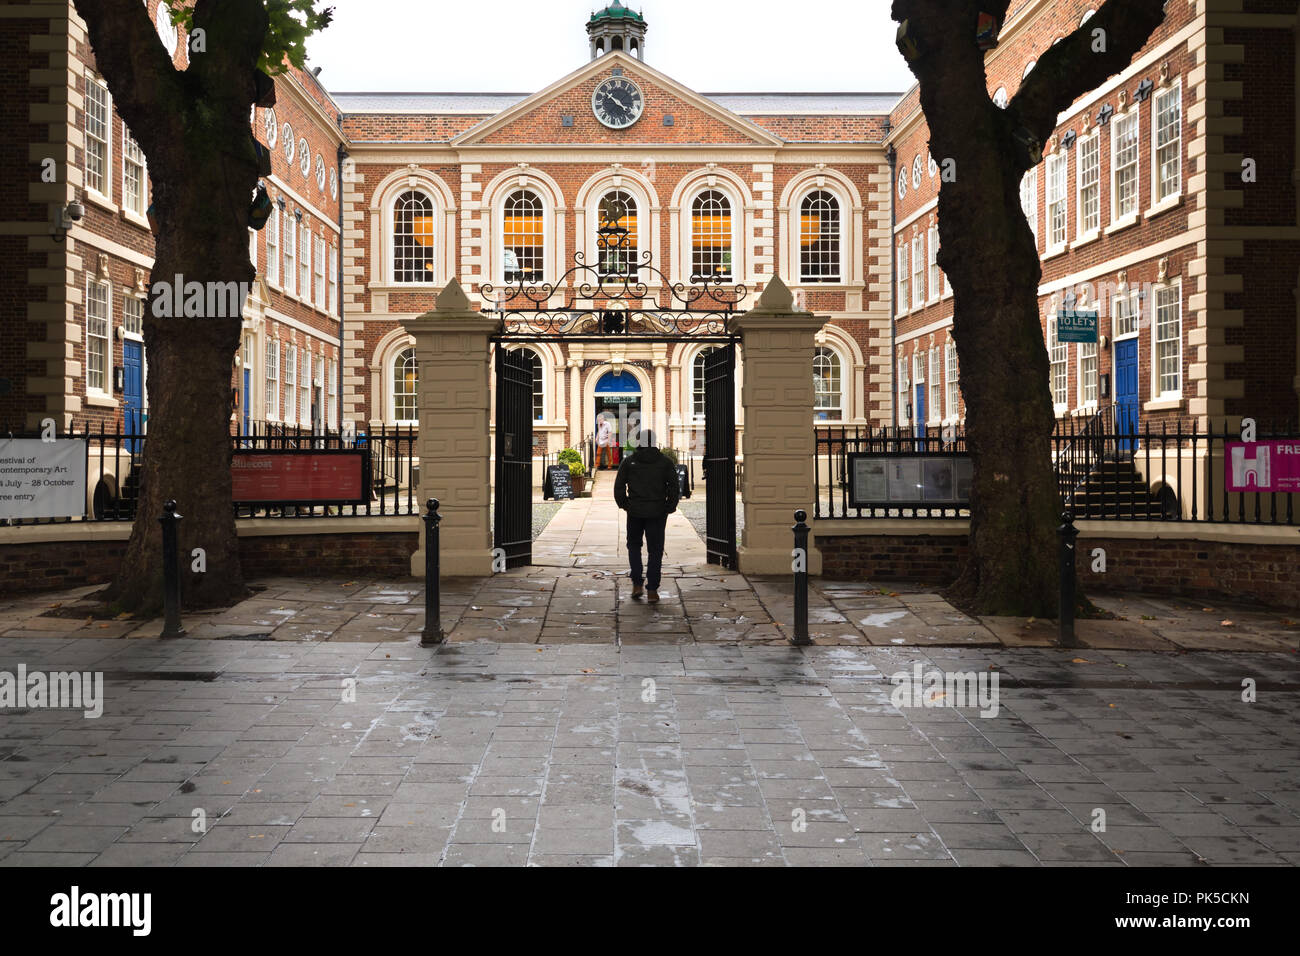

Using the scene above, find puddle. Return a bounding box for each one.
[861,612,908,629]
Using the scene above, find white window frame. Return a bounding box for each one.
[327,356,337,427]
[1110,107,1141,224]
[392,346,419,425]
[84,73,112,201]
[283,215,297,297]
[266,208,280,287]
[299,350,311,427]
[500,188,550,284]
[813,346,844,423]
[1152,280,1182,400]
[121,126,147,219]
[687,187,737,283]
[284,344,296,423]
[1112,289,1141,340]
[927,226,940,302]
[1046,152,1068,251]
[690,346,719,422]
[911,235,924,308]
[1152,83,1182,206]
[328,249,338,316]
[85,277,112,396]
[898,357,910,425]
[390,189,440,286]
[313,234,326,306]
[265,337,280,421]
[1047,315,1068,413]
[898,243,910,312]
[945,340,959,421]
[299,225,311,305]
[927,348,942,426]
[1077,339,1098,408]
[1019,167,1038,248]
[798,189,844,284]
[1076,130,1101,239]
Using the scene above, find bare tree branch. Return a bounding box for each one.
[1010,0,1167,146]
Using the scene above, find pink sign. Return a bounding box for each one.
[1225,441,1300,493]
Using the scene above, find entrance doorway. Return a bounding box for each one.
[593,369,641,470]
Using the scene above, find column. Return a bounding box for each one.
[653,349,667,446]
[568,354,583,448]
[734,276,824,575]
[401,278,501,577]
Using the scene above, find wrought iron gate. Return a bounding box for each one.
[494,346,534,568]
[703,343,737,567]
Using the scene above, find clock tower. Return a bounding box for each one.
[587,3,648,61]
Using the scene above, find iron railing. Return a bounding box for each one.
[816,417,1299,524]
[1,421,420,525]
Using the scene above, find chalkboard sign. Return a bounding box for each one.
[676,464,691,500]
[545,465,575,501]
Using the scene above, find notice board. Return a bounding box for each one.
[0,439,86,519]
[231,450,369,504]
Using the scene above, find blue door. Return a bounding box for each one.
[1115,338,1139,452]
[914,384,927,440]
[123,340,143,453]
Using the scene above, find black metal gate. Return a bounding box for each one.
[704,343,737,567]
[494,346,533,568]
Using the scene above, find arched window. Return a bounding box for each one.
[393,190,436,283]
[800,191,841,283]
[993,87,1008,109]
[393,347,418,423]
[597,190,638,278]
[516,347,545,421]
[692,347,718,420]
[503,190,544,282]
[813,347,843,421]
[691,190,732,280]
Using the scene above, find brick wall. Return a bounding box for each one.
[0,529,419,596]
[818,530,1300,610]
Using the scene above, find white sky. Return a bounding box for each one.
[307,0,915,94]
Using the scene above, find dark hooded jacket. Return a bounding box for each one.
[614,446,680,519]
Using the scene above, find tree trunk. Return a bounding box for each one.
[892,0,1167,616]
[73,0,270,612]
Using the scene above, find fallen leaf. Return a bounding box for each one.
[97,623,109,629]
[536,648,544,653]
[1220,620,1235,627]
[1027,617,1037,625]
[581,668,594,674]
[114,611,133,620]
[1071,657,1092,664]
[1202,607,1214,612]
[1108,703,1117,708]
[1141,615,1156,621]
[48,602,62,609]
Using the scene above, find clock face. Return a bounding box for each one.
[592,77,644,130]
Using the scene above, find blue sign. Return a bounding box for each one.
[1058,310,1099,344]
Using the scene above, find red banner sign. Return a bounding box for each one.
[231,452,367,503]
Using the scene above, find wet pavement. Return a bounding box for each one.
[0,638,1297,867]
[2,485,1298,866]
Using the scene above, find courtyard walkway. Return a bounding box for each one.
[2,484,1299,867]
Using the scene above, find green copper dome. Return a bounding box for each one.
[590,3,645,24]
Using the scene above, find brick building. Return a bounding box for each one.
[2,0,1297,512]
[888,0,1300,443]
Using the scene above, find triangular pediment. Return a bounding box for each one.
[452,52,783,147]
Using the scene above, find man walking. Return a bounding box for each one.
[614,430,679,603]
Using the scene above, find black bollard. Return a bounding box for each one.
[791,509,811,646]
[420,498,445,647]
[1058,511,1078,646]
[159,500,185,638]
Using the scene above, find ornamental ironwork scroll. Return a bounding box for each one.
[482,212,746,340]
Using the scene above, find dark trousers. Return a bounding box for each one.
[626,513,668,590]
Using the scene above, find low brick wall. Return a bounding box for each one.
[817,521,1300,611]
[0,519,420,596]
